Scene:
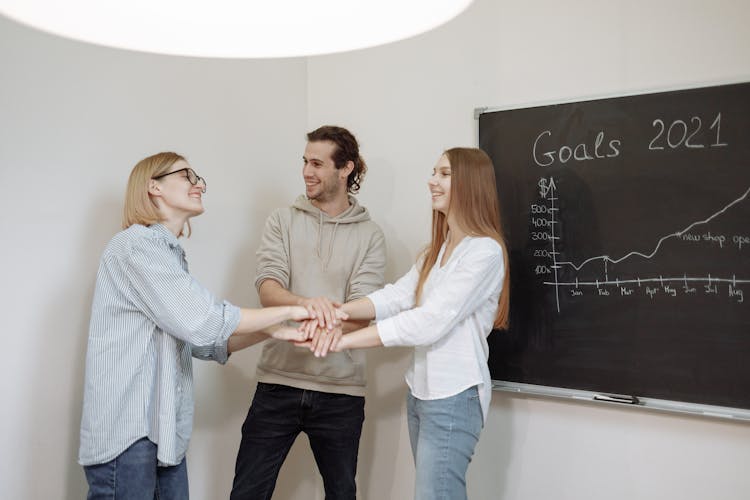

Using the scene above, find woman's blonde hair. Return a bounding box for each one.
[414,147,510,329]
[122,152,192,236]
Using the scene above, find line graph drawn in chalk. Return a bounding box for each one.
[530,177,749,312]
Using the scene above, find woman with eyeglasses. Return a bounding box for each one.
[78,152,329,499]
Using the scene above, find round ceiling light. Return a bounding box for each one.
[0,0,474,58]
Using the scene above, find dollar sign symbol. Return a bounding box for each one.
[538,178,549,198]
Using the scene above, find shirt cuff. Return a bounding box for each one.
[367,289,391,322]
[254,272,289,294]
[376,316,402,347]
[215,302,241,364]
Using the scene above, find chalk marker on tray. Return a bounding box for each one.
[593,393,640,405]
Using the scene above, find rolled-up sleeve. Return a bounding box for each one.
[190,302,240,363]
[126,237,241,360]
[368,264,419,321]
[376,248,504,347]
[255,210,290,292]
[347,228,387,301]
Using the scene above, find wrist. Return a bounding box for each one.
[265,324,279,337]
[337,334,350,350]
[286,305,301,322]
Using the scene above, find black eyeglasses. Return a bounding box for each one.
[152,167,207,193]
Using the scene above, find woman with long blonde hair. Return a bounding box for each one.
[78,152,323,499]
[304,147,509,500]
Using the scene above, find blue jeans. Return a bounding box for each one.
[83,437,188,500]
[407,386,483,500]
[230,383,365,500]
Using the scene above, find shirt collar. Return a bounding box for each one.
[149,223,184,252]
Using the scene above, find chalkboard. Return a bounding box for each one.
[479,82,750,414]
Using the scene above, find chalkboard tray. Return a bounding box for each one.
[479,82,750,418]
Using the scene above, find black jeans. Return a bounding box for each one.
[230,382,365,500]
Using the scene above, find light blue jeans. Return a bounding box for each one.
[83,437,188,500]
[407,386,483,500]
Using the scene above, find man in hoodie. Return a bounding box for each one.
[230,125,386,500]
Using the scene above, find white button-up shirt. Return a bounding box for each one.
[368,236,505,422]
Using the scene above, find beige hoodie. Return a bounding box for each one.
[254,195,386,396]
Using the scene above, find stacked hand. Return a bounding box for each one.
[267,305,318,343]
[298,296,344,332]
[295,296,348,357]
[301,322,345,357]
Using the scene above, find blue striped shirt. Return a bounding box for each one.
[78,224,241,466]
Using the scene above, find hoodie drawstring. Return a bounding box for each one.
[315,211,324,261]
[324,222,340,271]
[316,212,340,271]
[296,194,367,272]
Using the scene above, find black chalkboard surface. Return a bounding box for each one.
[479,82,750,412]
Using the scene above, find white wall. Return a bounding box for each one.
[307,0,750,499]
[0,16,309,499]
[2,0,750,499]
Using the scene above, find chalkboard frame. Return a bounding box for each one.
[477,80,750,421]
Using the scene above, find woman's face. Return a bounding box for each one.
[428,154,452,214]
[152,159,206,218]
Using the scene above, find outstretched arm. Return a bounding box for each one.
[335,324,383,351]
[340,297,376,321]
[227,305,311,353]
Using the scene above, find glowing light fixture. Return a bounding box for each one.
[0,0,474,58]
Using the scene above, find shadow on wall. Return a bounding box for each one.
[359,346,412,499]
[61,300,99,500]
[466,394,515,499]
[35,196,121,499]
[187,234,283,497]
[356,162,424,498]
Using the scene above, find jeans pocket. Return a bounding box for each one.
[466,387,482,432]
